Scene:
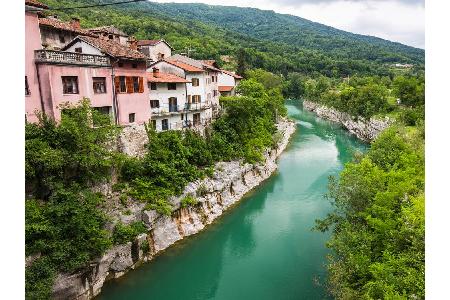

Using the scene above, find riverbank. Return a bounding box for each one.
[51,118,296,300]
[302,100,392,142]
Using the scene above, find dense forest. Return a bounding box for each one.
[39,0,424,77]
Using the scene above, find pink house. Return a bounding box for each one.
[25,3,151,125]
[25,0,48,123]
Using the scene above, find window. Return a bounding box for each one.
[181,113,184,120]
[74,47,82,53]
[168,83,177,90]
[108,34,113,40]
[157,53,165,60]
[129,113,136,123]
[62,76,79,94]
[93,106,111,115]
[133,77,139,92]
[132,63,137,69]
[169,97,177,112]
[150,82,157,90]
[59,35,65,43]
[193,113,201,126]
[93,77,106,94]
[118,62,124,67]
[151,119,156,129]
[213,90,218,97]
[162,119,168,131]
[150,100,160,108]
[212,75,216,82]
[119,76,126,93]
[25,76,30,95]
[192,95,201,103]
[191,78,199,87]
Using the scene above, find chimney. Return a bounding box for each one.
[70,17,80,30]
[127,36,138,50]
[153,68,160,76]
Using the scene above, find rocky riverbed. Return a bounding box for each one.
[50,118,296,300]
[302,100,392,142]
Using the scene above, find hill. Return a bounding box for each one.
[38,0,424,77]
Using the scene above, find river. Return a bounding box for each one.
[97,100,367,300]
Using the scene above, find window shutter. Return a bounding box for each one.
[187,95,191,103]
[114,77,120,93]
[138,77,144,93]
[126,76,133,93]
[198,95,201,102]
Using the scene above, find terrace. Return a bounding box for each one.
[34,50,110,67]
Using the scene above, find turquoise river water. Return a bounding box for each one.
[97,100,367,300]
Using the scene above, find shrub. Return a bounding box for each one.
[196,183,208,197]
[112,221,147,245]
[181,195,198,208]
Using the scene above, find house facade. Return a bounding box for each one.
[147,68,191,131]
[148,59,213,131]
[25,0,48,123]
[218,69,243,96]
[137,39,173,63]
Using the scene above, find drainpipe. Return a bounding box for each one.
[35,63,45,115]
[111,58,119,125]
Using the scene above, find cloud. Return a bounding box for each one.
[153,0,425,48]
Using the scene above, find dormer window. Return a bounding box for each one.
[75,47,82,53]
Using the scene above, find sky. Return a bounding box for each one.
[152,0,425,49]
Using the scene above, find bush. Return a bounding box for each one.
[181,195,198,208]
[112,221,147,245]
[196,183,208,197]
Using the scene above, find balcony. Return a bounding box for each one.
[151,104,184,116]
[34,50,110,67]
[184,101,212,111]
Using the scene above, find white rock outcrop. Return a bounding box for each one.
[51,118,296,300]
[302,100,392,142]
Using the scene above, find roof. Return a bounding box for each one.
[221,69,243,79]
[147,72,190,83]
[63,36,147,60]
[201,60,216,66]
[39,18,96,37]
[25,0,48,9]
[88,26,128,37]
[218,86,235,92]
[137,39,174,50]
[163,59,204,73]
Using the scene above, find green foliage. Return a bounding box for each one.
[140,240,150,255]
[393,75,425,107]
[316,127,424,299]
[112,221,148,245]
[26,99,119,199]
[25,257,56,300]
[181,195,199,208]
[196,183,208,197]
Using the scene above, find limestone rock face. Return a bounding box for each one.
[51,118,296,300]
[302,100,392,142]
[117,124,148,157]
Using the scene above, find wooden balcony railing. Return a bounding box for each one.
[35,50,110,67]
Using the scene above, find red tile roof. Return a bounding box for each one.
[39,18,97,37]
[137,39,174,50]
[147,72,190,83]
[137,40,162,46]
[164,59,204,73]
[201,60,216,66]
[221,69,243,79]
[218,86,234,92]
[25,0,48,9]
[88,26,128,37]
[62,36,147,60]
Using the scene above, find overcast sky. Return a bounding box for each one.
[153,0,425,49]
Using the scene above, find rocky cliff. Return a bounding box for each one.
[51,118,296,300]
[302,100,392,142]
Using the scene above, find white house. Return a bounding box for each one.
[218,69,243,96]
[147,68,191,131]
[137,39,173,63]
[148,55,219,131]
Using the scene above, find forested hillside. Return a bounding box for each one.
[39,0,424,77]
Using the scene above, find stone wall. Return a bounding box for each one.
[51,118,296,300]
[302,100,392,142]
